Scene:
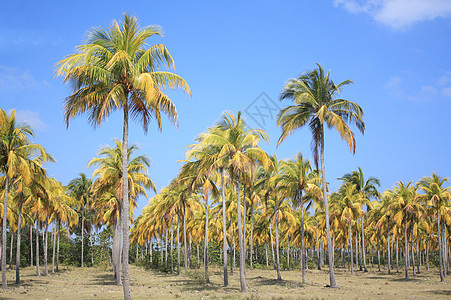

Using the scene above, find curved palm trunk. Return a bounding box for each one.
[300,197,306,284]
[183,205,188,275]
[235,181,247,292]
[320,128,338,288]
[15,194,23,284]
[204,196,210,283]
[2,175,9,289]
[269,222,276,270]
[121,105,131,300]
[274,196,282,281]
[404,216,409,280]
[221,170,228,286]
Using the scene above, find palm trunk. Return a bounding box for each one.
[349,220,353,274]
[437,207,444,281]
[52,226,56,273]
[36,218,40,277]
[81,208,84,268]
[426,239,429,271]
[15,194,23,283]
[265,243,269,268]
[411,225,415,276]
[183,205,188,275]
[361,218,367,272]
[387,228,391,274]
[235,181,247,292]
[269,222,275,270]
[221,169,228,286]
[231,219,234,274]
[300,196,306,283]
[274,196,282,281]
[90,216,94,266]
[358,231,362,271]
[404,216,409,279]
[204,196,210,283]
[177,214,180,275]
[316,230,321,270]
[165,227,168,268]
[243,187,247,268]
[377,233,381,272]
[121,104,131,299]
[170,215,174,274]
[56,222,60,272]
[250,198,254,271]
[112,221,122,285]
[44,220,49,276]
[416,235,420,274]
[319,127,337,287]
[396,236,399,273]
[2,175,9,289]
[30,225,33,267]
[9,231,13,270]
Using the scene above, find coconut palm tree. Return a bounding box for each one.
[417,173,451,282]
[0,108,50,288]
[275,153,321,283]
[56,14,190,299]
[339,167,379,272]
[277,64,365,288]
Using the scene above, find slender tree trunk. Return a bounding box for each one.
[416,235,420,274]
[196,239,199,267]
[165,227,168,268]
[56,222,60,272]
[355,231,358,268]
[411,225,415,276]
[361,218,367,272]
[15,194,23,284]
[300,197,306,284]
[243,186,246,269]
[404,216,409,279]
[36,219,40,277]
[349,220,353,274]
[2,175,9,289]
[30,225,33,267]
[9,231,13,270]
[204,196,210,283]
[177,214,180,275]
[269,222,275,270]
[183,206,188,275]
[112,221,122,285]
[274,196,282,281]
[90,216,94,266]
[377,233,381,272]
[319,128,338,287]
[358,231,362,271]
[44,220,49,276]
[287,239,290,270]
[387,229,391,274]
[52,226,56,273]
[231,219,234,274]
[437,208,444,281]
[235,181,247,292]
[121,104,131,299]
[316,230,321,270]
[170,215,174,274]
[426,239,429,271]
[221,169,228,286]
[265,243,269,268]
[250,199,254,271]
[396,236,399,273]
[81,208,84,268]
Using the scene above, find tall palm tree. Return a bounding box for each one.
[417,173,450,282]
[277,64,365,288]
[67,173,92,268]
[0,109,50,288]
[339,167,379,272]
[275,153,320,283]
[56,14,190,299]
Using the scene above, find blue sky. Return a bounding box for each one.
[2,0,451,216]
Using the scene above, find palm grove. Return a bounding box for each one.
[1,14,450,298]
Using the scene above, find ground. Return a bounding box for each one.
[0,264,450,299]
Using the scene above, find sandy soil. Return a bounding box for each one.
[0,264,450,299]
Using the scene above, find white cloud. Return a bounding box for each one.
[334,0,451,30]
[11,109,48,131]
[0,66,50,91]
[384,71,451,101]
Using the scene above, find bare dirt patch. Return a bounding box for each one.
[0,265,450,299]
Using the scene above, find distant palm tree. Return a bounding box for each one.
[417,173,451,282]
[56,14,190,299]
[277,64,365,288]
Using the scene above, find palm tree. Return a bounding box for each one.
[277,64,365,288]
[89,139,155,283]
[56,14,190,300]
[67,173,92,268]
[339,167,379,272]
[417,173,451,282]
[275,153,320,283]
[0,108,50,288]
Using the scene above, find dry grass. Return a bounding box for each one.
[0,264,450,299]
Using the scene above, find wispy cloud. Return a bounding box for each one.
[11,109,48,132]
[0,65,50,91]
[334,0,451,30]
[384,71,451,102]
